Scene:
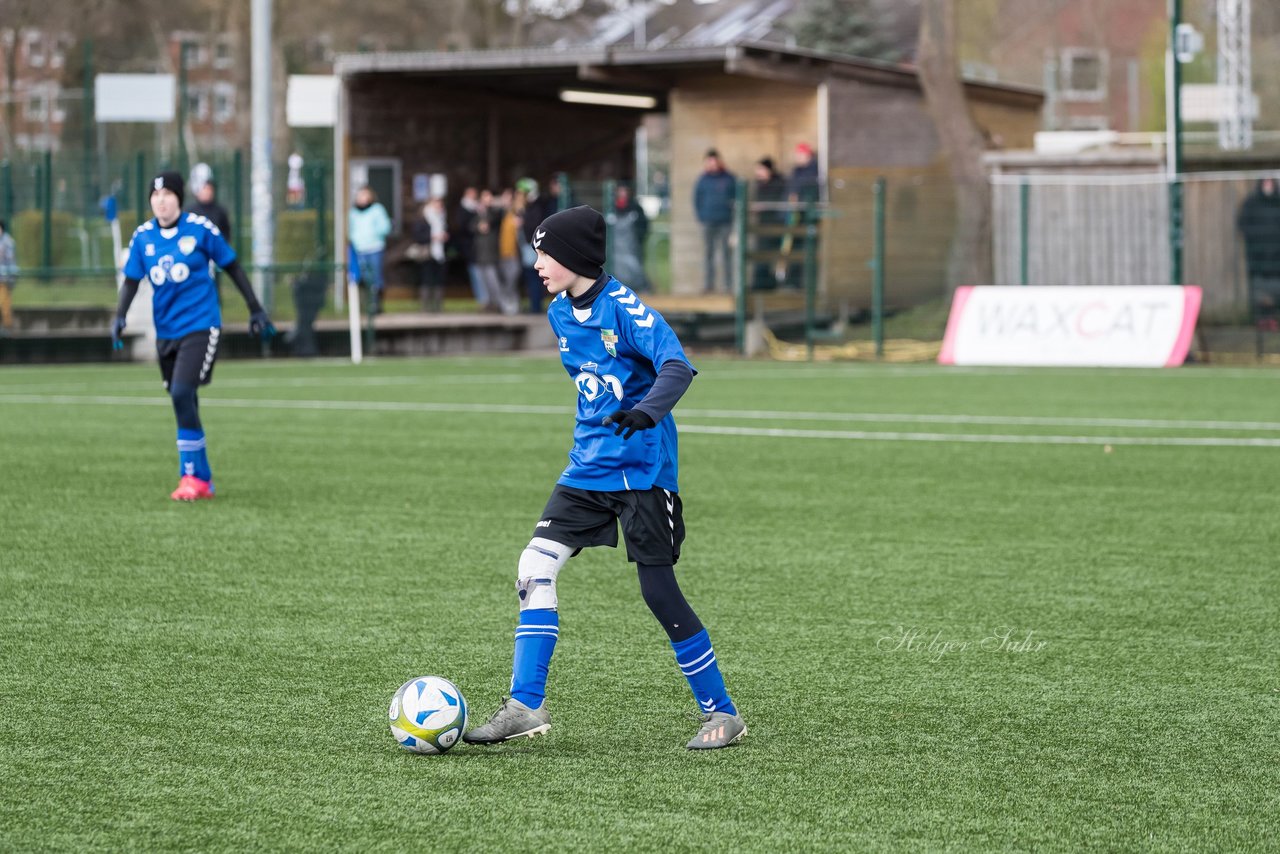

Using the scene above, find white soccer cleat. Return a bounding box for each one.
[462,697,551,745]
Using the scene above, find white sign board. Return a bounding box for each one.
[938,286,1202,368]
[287,75,338,127]
[95,74,176,123]
[1181,84,1259,122]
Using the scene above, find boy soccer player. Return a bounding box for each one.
[463,205,746,750]
[111,171,274,501]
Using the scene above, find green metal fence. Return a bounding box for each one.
[0,150,335,321]
[9,158,1272,359]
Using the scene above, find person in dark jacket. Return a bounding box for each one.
[409,197,449,312]
[783,143,821,289]
[1237,177,1280,325]
[693,150,736,294]
[188,179,232,238]
[454,187,486,309]
[786,142,821,206]
[751,157,787,291]
[187,179,233,300]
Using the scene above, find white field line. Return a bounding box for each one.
[676,408,1280,432]
[0,374,554,392]
[3,363,1279,384]
[10,394,1280,435]
[3,393,1280,447]
[678,424,1280,447]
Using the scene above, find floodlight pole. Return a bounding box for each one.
[1166,0,1184,286]
[177,41,189,176]
[83,39,95,220]
[251,0,274,308]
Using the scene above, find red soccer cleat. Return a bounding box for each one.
[170,475,215,501]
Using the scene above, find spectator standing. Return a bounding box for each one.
[472,189,503,313]
[519,177,554,313]
[495,188,523,315]
[286,152,306,208]
[187,178,234,301]
[608,183,650,292]
[751,157,787,291]
[456,186,490,309]
[545,175,563,217]
[783,143,821,289]
[187,178,232,238]
[652,169,670,214]
[410,198,449,312]
[787,142,821,206]
[0,219,16,332]
[348,186,392,314]
[1237,177,1280,325]
[693,149,736,294]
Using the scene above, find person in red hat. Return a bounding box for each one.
[784,143,822,288]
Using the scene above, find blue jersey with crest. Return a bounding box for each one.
[548,277,695,493]
[123,213,236,339]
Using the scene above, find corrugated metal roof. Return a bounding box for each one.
[334,41,1042,102]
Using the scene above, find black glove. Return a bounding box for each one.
[111,316,127,351]
[602,409,655,440]
[249,310,276,342]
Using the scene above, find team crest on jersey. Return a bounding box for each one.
[558,336,569,352]
[178,236,197,255]
[600,329,618,357]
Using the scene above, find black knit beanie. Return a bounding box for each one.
[151,170,185,207]
[534,205,606,279]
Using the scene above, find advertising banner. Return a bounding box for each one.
[938,286,1202,367]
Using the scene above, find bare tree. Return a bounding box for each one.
[916,0,992,291]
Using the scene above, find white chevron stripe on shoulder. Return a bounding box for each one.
[608,286,628,297]
[616,294,637,305]
[625,305,646,316]
[634,314,655,328]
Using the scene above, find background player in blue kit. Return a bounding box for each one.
[464,205,746,750]
[112,171,274,501]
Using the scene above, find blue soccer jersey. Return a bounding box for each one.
[549,277,696,493]
[123,213,236,339]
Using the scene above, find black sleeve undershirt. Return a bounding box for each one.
[633,360,694,425]
[223,260,264,314]
[115,277,139,321]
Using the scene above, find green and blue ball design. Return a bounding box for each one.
[388,676,467,754]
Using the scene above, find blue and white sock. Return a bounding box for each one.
[176,428,212,482]
[672,629,736,716]
[510,609,558,709]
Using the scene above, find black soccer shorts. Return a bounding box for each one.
[533,484,686,566]
[157,327,221,390]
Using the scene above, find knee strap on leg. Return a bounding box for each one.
[516,537,571,611]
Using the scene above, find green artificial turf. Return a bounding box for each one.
[1,356,1277,851]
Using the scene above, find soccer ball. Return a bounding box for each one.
[388,676,468,754]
